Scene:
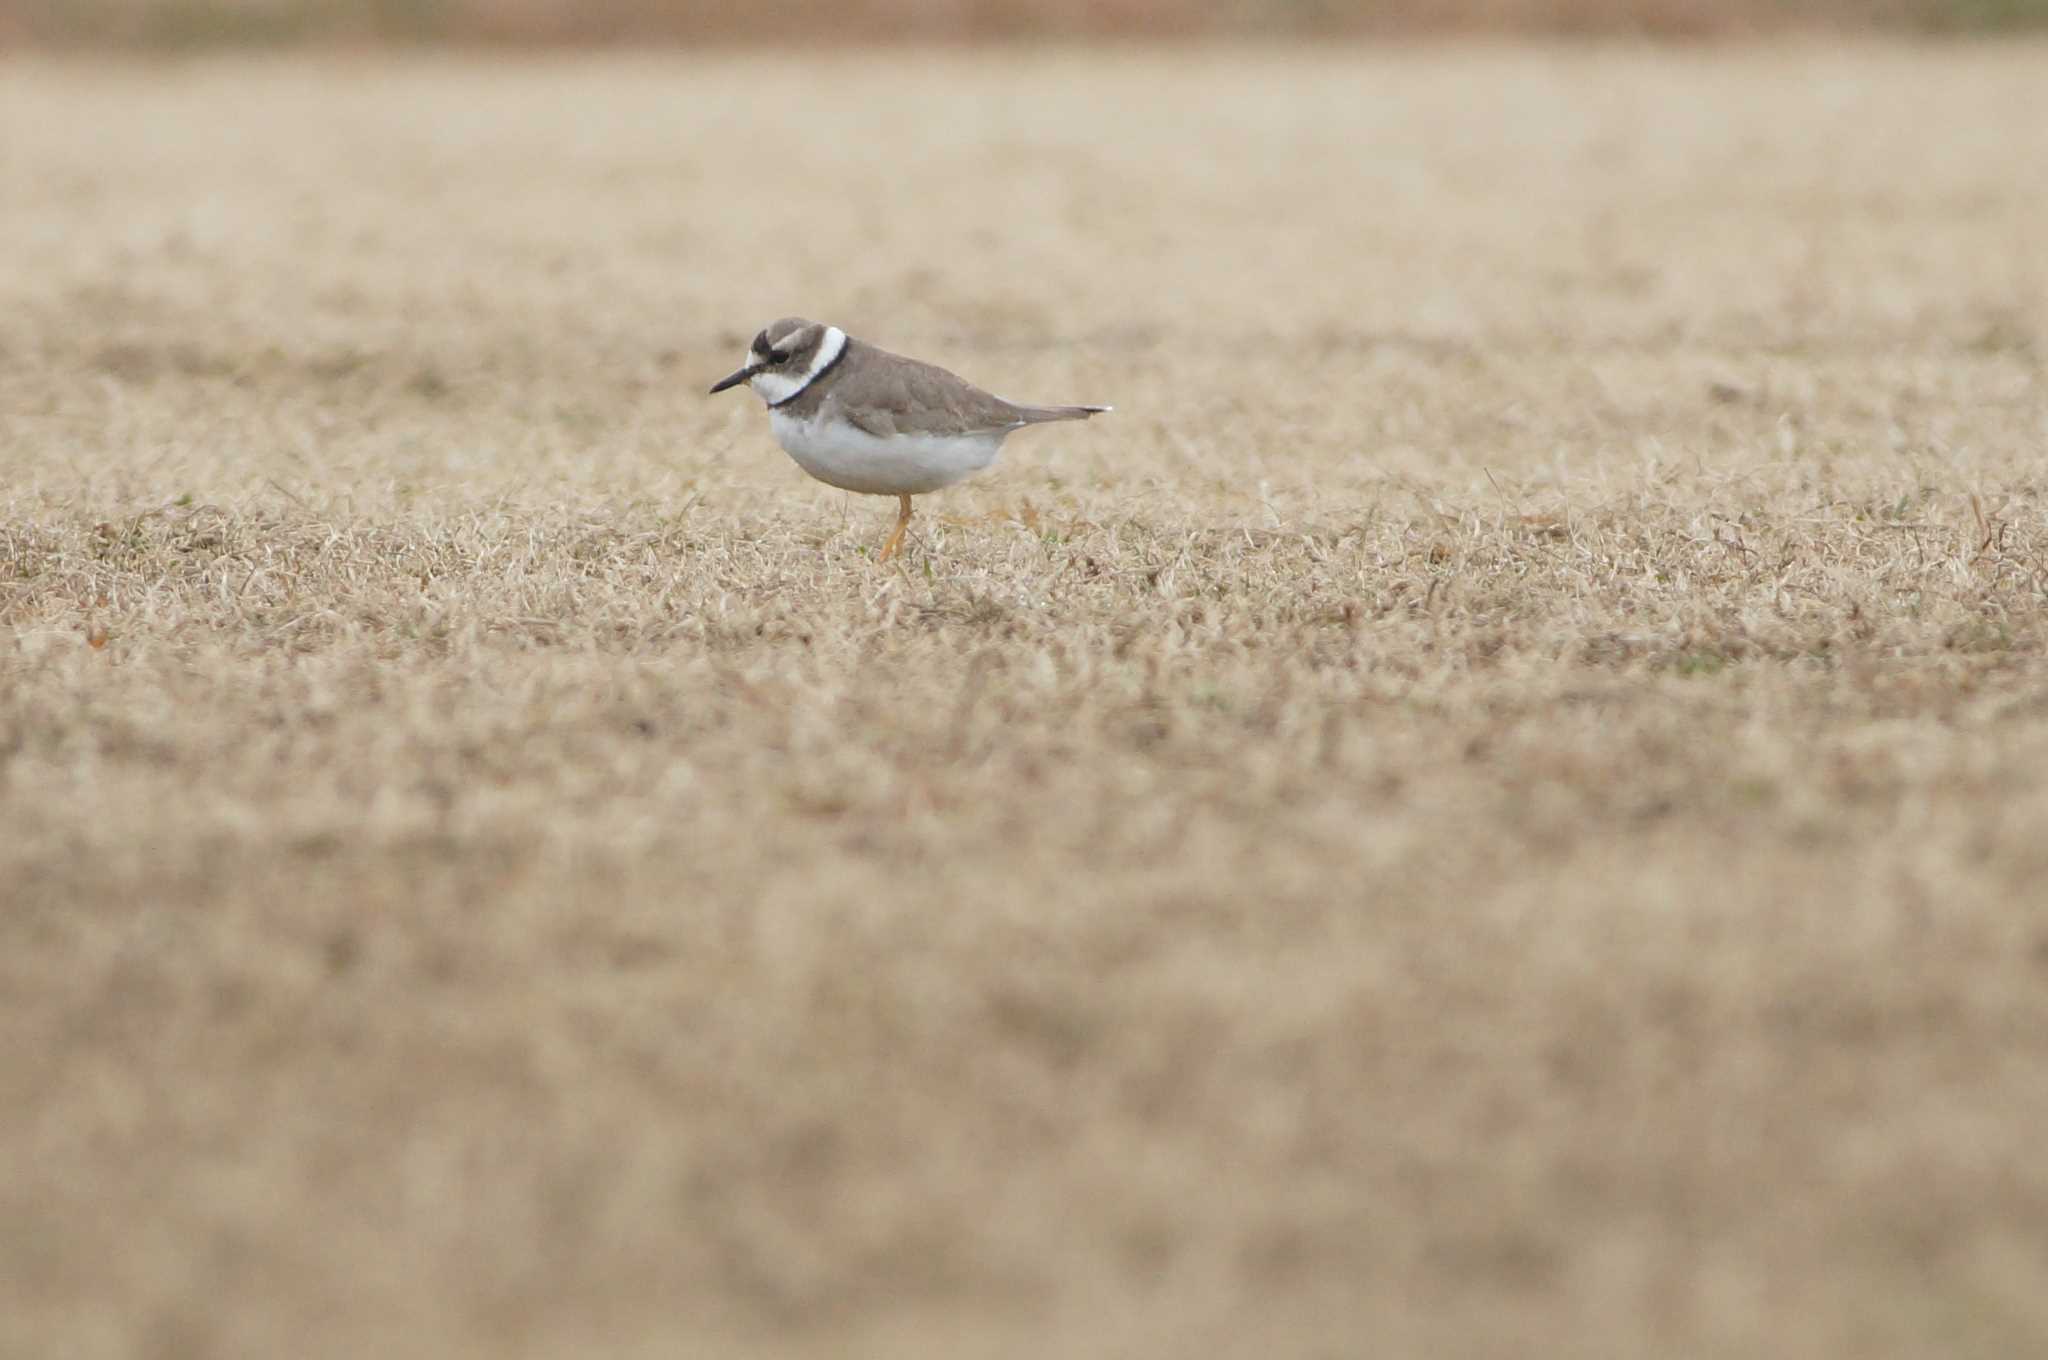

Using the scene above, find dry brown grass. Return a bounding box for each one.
[4,43,2048,1359]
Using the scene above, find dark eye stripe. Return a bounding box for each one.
[767,349,790,365]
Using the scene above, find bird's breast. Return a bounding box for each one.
[767,411,1004,497]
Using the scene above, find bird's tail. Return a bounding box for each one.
[1014,403,1112,424]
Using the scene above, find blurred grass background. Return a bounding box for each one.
[7,0,2047,45]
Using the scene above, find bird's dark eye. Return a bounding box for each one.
[766,349,789,365]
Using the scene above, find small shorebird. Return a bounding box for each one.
[709,317,1109,562]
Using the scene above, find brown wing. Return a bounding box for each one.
[833,342,1027,439]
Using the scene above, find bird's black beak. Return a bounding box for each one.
[708,364,756,395]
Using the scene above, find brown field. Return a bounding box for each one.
[4,43,2048,1359]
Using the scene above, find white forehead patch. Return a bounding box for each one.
[746,325,846,407]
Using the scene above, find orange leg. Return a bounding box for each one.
[876,494,914,563]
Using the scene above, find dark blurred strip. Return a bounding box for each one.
[4,0,2046,48]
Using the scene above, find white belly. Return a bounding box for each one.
[768,410,1006,497]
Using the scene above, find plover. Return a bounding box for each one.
[709,318,1110,562]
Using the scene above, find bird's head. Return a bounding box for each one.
[708,317,845,405]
